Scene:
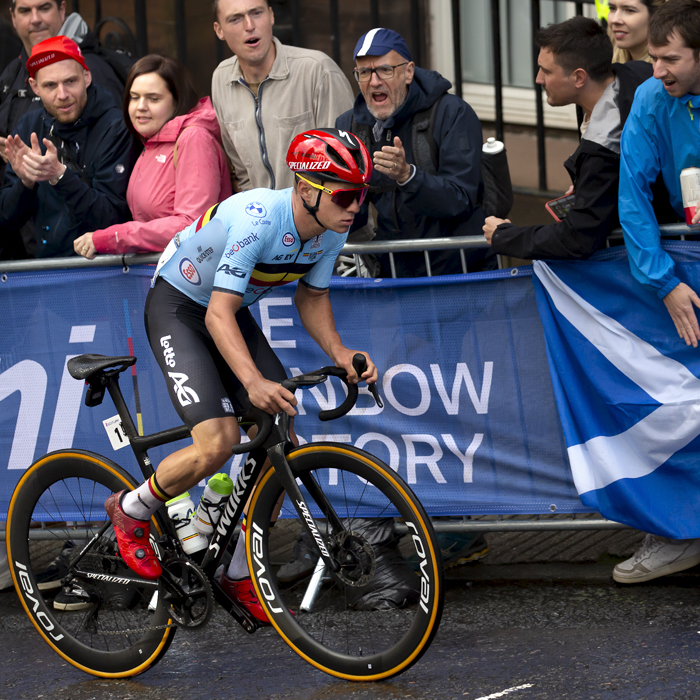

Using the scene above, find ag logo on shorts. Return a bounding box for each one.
[179,257,201,286]
[168,372,200,407]
[282,232,295,247]
[245,202,267,218]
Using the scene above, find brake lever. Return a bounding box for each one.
[368,382,383,408]
[352,353,383,408]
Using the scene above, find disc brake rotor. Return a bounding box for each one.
[329,530,376,586]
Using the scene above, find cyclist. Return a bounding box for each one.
[103,128,377,622]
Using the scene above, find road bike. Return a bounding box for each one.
[6,352,443,681]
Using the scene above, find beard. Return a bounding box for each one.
[46,92,88,124]
[364,86,408,121]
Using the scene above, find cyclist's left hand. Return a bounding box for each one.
[334,348,378,385]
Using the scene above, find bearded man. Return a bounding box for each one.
[0,35,134,257]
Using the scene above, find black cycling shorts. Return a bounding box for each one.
[144,278,287,430]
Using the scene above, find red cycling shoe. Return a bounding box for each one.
[218,575,271,624]
[104,491,162,580]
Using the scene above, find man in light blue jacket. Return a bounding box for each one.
[617,0,700,584]
[620,0,700,347]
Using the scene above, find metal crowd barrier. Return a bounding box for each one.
[0,231,661,539]
[0,235,490,277]
[0,224,688,276]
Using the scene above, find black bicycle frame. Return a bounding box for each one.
[101,369,345,630]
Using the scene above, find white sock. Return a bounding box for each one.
[120,474,171,520]
[225,522,249,581]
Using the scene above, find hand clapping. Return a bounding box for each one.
[5,133,65,188]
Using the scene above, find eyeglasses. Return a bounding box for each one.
[296,174,369,208]
[353,62,408,83]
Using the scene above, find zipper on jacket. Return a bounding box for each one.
[384,128,401,230]
[239,77,276,189]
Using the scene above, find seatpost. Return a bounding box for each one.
[104,372,159,480]
[105,372,139,440]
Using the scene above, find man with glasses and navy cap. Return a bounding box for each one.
[336,27,492,571]
[336,27,491,278]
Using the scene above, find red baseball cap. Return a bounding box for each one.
[27,36,90,79]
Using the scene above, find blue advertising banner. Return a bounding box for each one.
[0,264,590,521]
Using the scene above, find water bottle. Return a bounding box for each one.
[166,492,208,555]
[482,136,505,154]
[193,473,234,535]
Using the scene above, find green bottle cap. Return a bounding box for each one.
[166,491,190,506]
[208,473,234,496]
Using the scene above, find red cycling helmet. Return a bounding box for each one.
[287,128,372,186]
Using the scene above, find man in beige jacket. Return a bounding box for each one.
[212,0,354,191]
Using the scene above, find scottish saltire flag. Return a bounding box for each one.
[532,244,700,538]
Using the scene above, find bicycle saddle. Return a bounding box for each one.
[67,354,137,381]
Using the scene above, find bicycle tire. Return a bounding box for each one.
[246,443,444,681]
[6,450,177,678]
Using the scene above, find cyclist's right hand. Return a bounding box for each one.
[248,377,298,416]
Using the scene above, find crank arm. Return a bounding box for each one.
[158,564,192,599]
[212,579,259,634]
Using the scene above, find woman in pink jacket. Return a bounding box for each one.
[74,55,232,258]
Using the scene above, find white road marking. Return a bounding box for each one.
[473,684,534,700]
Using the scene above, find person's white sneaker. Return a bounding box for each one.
[613,534,700,583]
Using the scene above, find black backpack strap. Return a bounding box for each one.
[410,95,442,175]
[350,117,372,153]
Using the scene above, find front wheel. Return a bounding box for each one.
[246,443,444,681]
[6,450,177,678]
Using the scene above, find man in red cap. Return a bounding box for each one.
[0,35,135,258]
[1,0,129,166]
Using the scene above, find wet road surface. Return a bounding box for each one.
[2,565,700,700]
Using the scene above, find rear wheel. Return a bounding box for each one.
[246,443,443,681]
[6,450,176,677]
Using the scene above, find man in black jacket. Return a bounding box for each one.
[0,35,134,258]
[483,16,653,260]
[336,28,489,277]
[0,0,128,219]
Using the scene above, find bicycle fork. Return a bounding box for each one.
[265,443,343,576]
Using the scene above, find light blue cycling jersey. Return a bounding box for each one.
[155,188,347,307]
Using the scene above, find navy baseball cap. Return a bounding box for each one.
[353,28,412,62]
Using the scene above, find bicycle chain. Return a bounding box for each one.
[81,556,209,637]
[74,543,210,636]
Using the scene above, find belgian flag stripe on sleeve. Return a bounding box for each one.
[194,202,221,232]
